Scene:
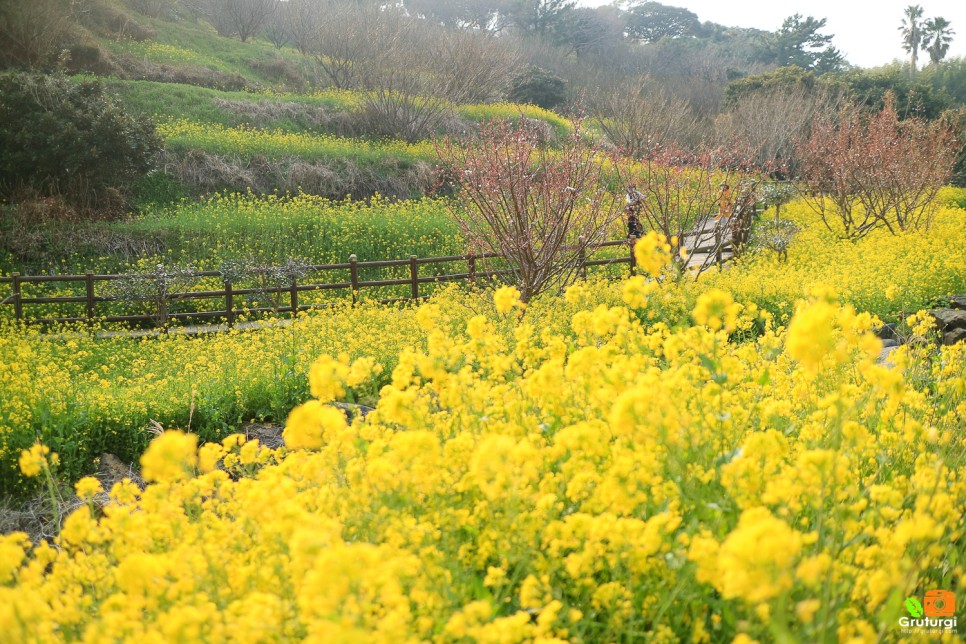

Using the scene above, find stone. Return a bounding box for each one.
[98,452,145,489]
[880,339,899,348]
[877,345,899,367]
[946,296,966,311]
[929,309,966,331]
[944,327,966,346]
[333,402,374,421]
[874,323,900,342]
[241,422,284,449]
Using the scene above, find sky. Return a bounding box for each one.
[579,0,966,69]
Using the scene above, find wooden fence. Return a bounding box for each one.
[0,233,731,329]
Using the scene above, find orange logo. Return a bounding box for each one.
[924,590,956,618]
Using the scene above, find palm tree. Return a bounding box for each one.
[899,4,925,78]
[923,17,954,64]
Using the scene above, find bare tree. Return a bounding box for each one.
[0,0,75,67]
[714,84,841,172]
[350,11,457,141]
[187,0,280,42]
[302,1,387,89]
[436,117,624,302]
[796,94,961,239]
[422,26,522,104]
[617,145,761,278]
[590,76,700,158]
[280,0,322,55]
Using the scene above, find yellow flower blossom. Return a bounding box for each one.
[139,431,198,482]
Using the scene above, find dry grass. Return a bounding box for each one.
[161,149,438,200]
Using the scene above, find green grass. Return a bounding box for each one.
[109,12,311,87]
[103,79,356,129]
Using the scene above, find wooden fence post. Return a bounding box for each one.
[224,279,234,328]
[349,254,359,305]
[577,236,587,280]
[628,238,637,276]
[289,277,298,315]
[85,272,95,328]
[11,273,22,322]
[468,253,476,282]
[409,255,419,300]
[714,223,723,267]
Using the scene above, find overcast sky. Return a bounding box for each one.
[579,0,966,69]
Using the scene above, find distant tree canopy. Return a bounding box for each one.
[837,66,953,120]
[624,1,700,44]
[926,57,966,104]
[512,0,577,38]
[725,64,954,121]
[554,6,625,57]
[402,0,511,30]
[754,14,846,74]
[923,16,954,65]
[724,66,819,106]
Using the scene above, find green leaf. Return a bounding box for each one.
[905,597,924,618]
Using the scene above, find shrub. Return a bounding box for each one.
[436,116,622,302]
[506,66,568,110]
[0,73,161,211]
[591,76,699,158]
[796,93,962,239]
[0,0,73,68]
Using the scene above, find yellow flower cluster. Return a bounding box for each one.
[633,230,672,278]
[16,444,57,479]
[493,285,523,313]
[702,192,966,320]
[157,119,435,165]
[1,283,963,642]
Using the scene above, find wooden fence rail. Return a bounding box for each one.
[0,234,731,328]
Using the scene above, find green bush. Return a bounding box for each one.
[506,66,568,110]
[0,73,162,210]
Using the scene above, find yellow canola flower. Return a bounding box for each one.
[0,192,962,642]
[140,431,198,482]
[74,476,102,501]
[18,443,57,478]
[282,400,348,450]
[493,285,522,314]
[634,231,672,278]
[692,288,741,332]
[308,354,349,402]
[714,507,804,604]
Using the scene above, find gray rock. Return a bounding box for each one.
[946,296,966,311]
[877,345,899,366]
[880,338,899,348]
[333,402,374,421]
[930,309,966,331]
[241,422,284,449]
[944,327,966,346]
[874,323,901,342]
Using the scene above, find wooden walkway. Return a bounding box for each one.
[682,216,734,271]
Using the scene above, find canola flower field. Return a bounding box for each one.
[158,119,436,167]
[0,195,964,641]
[105,78,571,140]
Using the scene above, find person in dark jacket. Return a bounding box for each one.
[625,184,644,238]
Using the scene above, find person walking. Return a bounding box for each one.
[625,184,644,238]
